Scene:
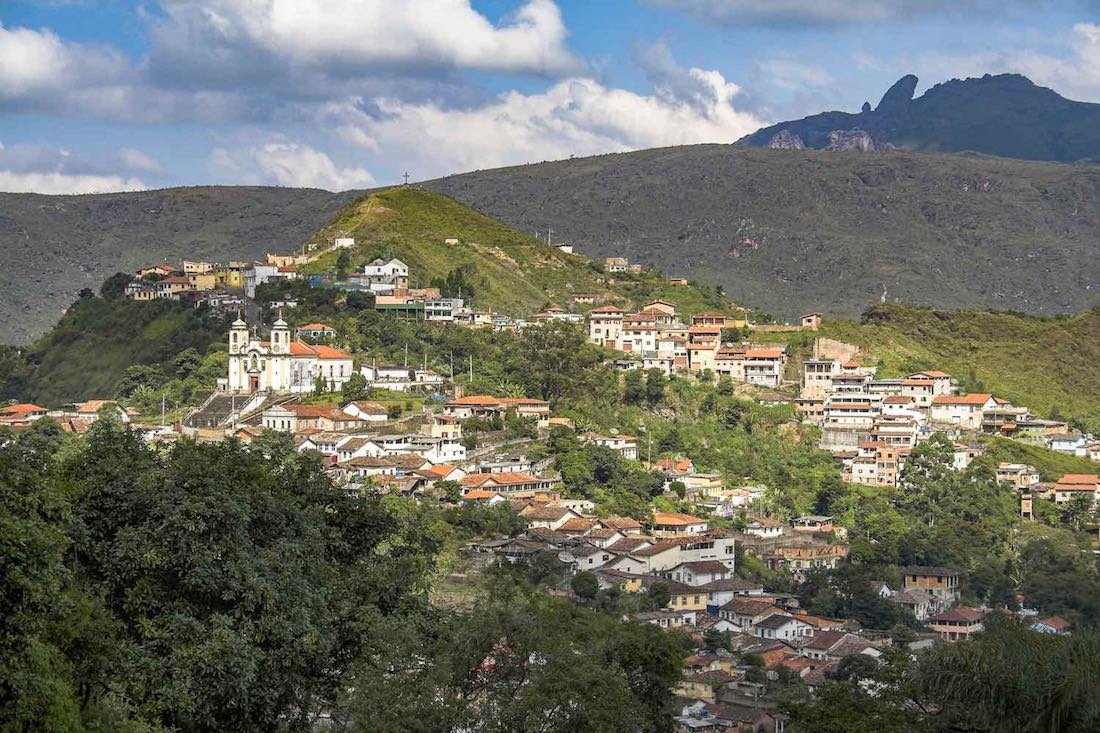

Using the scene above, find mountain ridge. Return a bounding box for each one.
[0,185,361,345]
[426,145,1100,320]
[737,73,1100,162]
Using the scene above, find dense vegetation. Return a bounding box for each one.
[0,186,359,345]
[789,616,1100,732]
[428,145,1100,320]
[0,296,228,407]
[0,420,684,732]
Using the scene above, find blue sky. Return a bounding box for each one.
[1,0,1099,193]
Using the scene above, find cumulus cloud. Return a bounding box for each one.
[0,140,145,193]
[649,0,982,27]
[914,23,1100,102]
[149,0,581,84]
[210,142,375,191]
[326,57,765,178]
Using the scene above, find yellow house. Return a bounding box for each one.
[664,584,708,611]
[187,273,218,291]
[213,266,245,288]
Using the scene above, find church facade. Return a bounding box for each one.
[218,317,354,394]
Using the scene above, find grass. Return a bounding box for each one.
[815,304,1100,423]
[979,436,1098,482]
[300,187,734,318]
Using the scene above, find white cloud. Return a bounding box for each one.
[118,148,163,174]
[649,0,967,26]
[152,0,581,77]
[325,57,766,178]
[0,139,148,194]
[210,142,375,191]
[0,21,128,101]
[0,170,145,194]
[912,23,1100,102]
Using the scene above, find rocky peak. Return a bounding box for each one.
[875,74,918,114]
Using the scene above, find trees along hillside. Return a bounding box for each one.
[0,419,686,732]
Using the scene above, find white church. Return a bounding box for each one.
[218,316,354,394]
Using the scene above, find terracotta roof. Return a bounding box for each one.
[651,511,706,526]
[298,322,334,331]
[932,393,993,406]
[1056,474,1099,486]
[744,348,785,359]
[447,395,503,406]
[522,505,575,521]
[930,607,985,623]
[589,305,625,314]
[460,471,545,487]
[74,399,117,413]
[347,400,387,415]
[461,489,501,501]
[1038,616,1071,631]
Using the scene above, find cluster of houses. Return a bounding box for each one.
[465,487,1068,732]
[0,399,133,433]
[587,302,794,386]
[125,253,310,304]
[794,355,1098,487]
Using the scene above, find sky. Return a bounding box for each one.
[1,0,1099,194]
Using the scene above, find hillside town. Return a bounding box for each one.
[4,236,1098,732]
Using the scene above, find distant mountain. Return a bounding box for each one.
[0,186,360,344]
[737,73,1100,162]
[426,145,1100,320]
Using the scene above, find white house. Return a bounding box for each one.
[754,613,813,641]
[360,258,409,292]
[930,393,997,430]
[342,400,389,423]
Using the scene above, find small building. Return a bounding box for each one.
[929,607,986,642]
[800,312,822,331]
[902,566,961,605]
[649,512,708,537]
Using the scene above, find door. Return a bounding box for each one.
[248,374,260,393]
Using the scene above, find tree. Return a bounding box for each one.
[1063,492,1095,531]
[114,364,168,398]
[335,250,352,279]
[342,372,368,402]
[58,421,439,730]
[99,272,134,300]
[571,572,599,602]
[644,368,666,405]
[647,583,671,610]
[622,368,645,405]
[314,374,328,395]
[172,347,202,379]
[434,479,463,504]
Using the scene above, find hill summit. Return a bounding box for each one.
[737,73,1100,162]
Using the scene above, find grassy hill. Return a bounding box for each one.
[300,186,732,317]
[814,304,1100,424]
[0,186,360,345]
[426,145,1100,320]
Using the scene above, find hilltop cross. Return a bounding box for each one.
[403,171,410,185]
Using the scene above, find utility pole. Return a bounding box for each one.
[449,350,455,379]
[404,342,409,368]
[547,227,552,246]
[469,354,474,382]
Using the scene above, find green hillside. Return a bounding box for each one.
[1,297,227,407]
[301,186,731,317]
[818,304,1100,424]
